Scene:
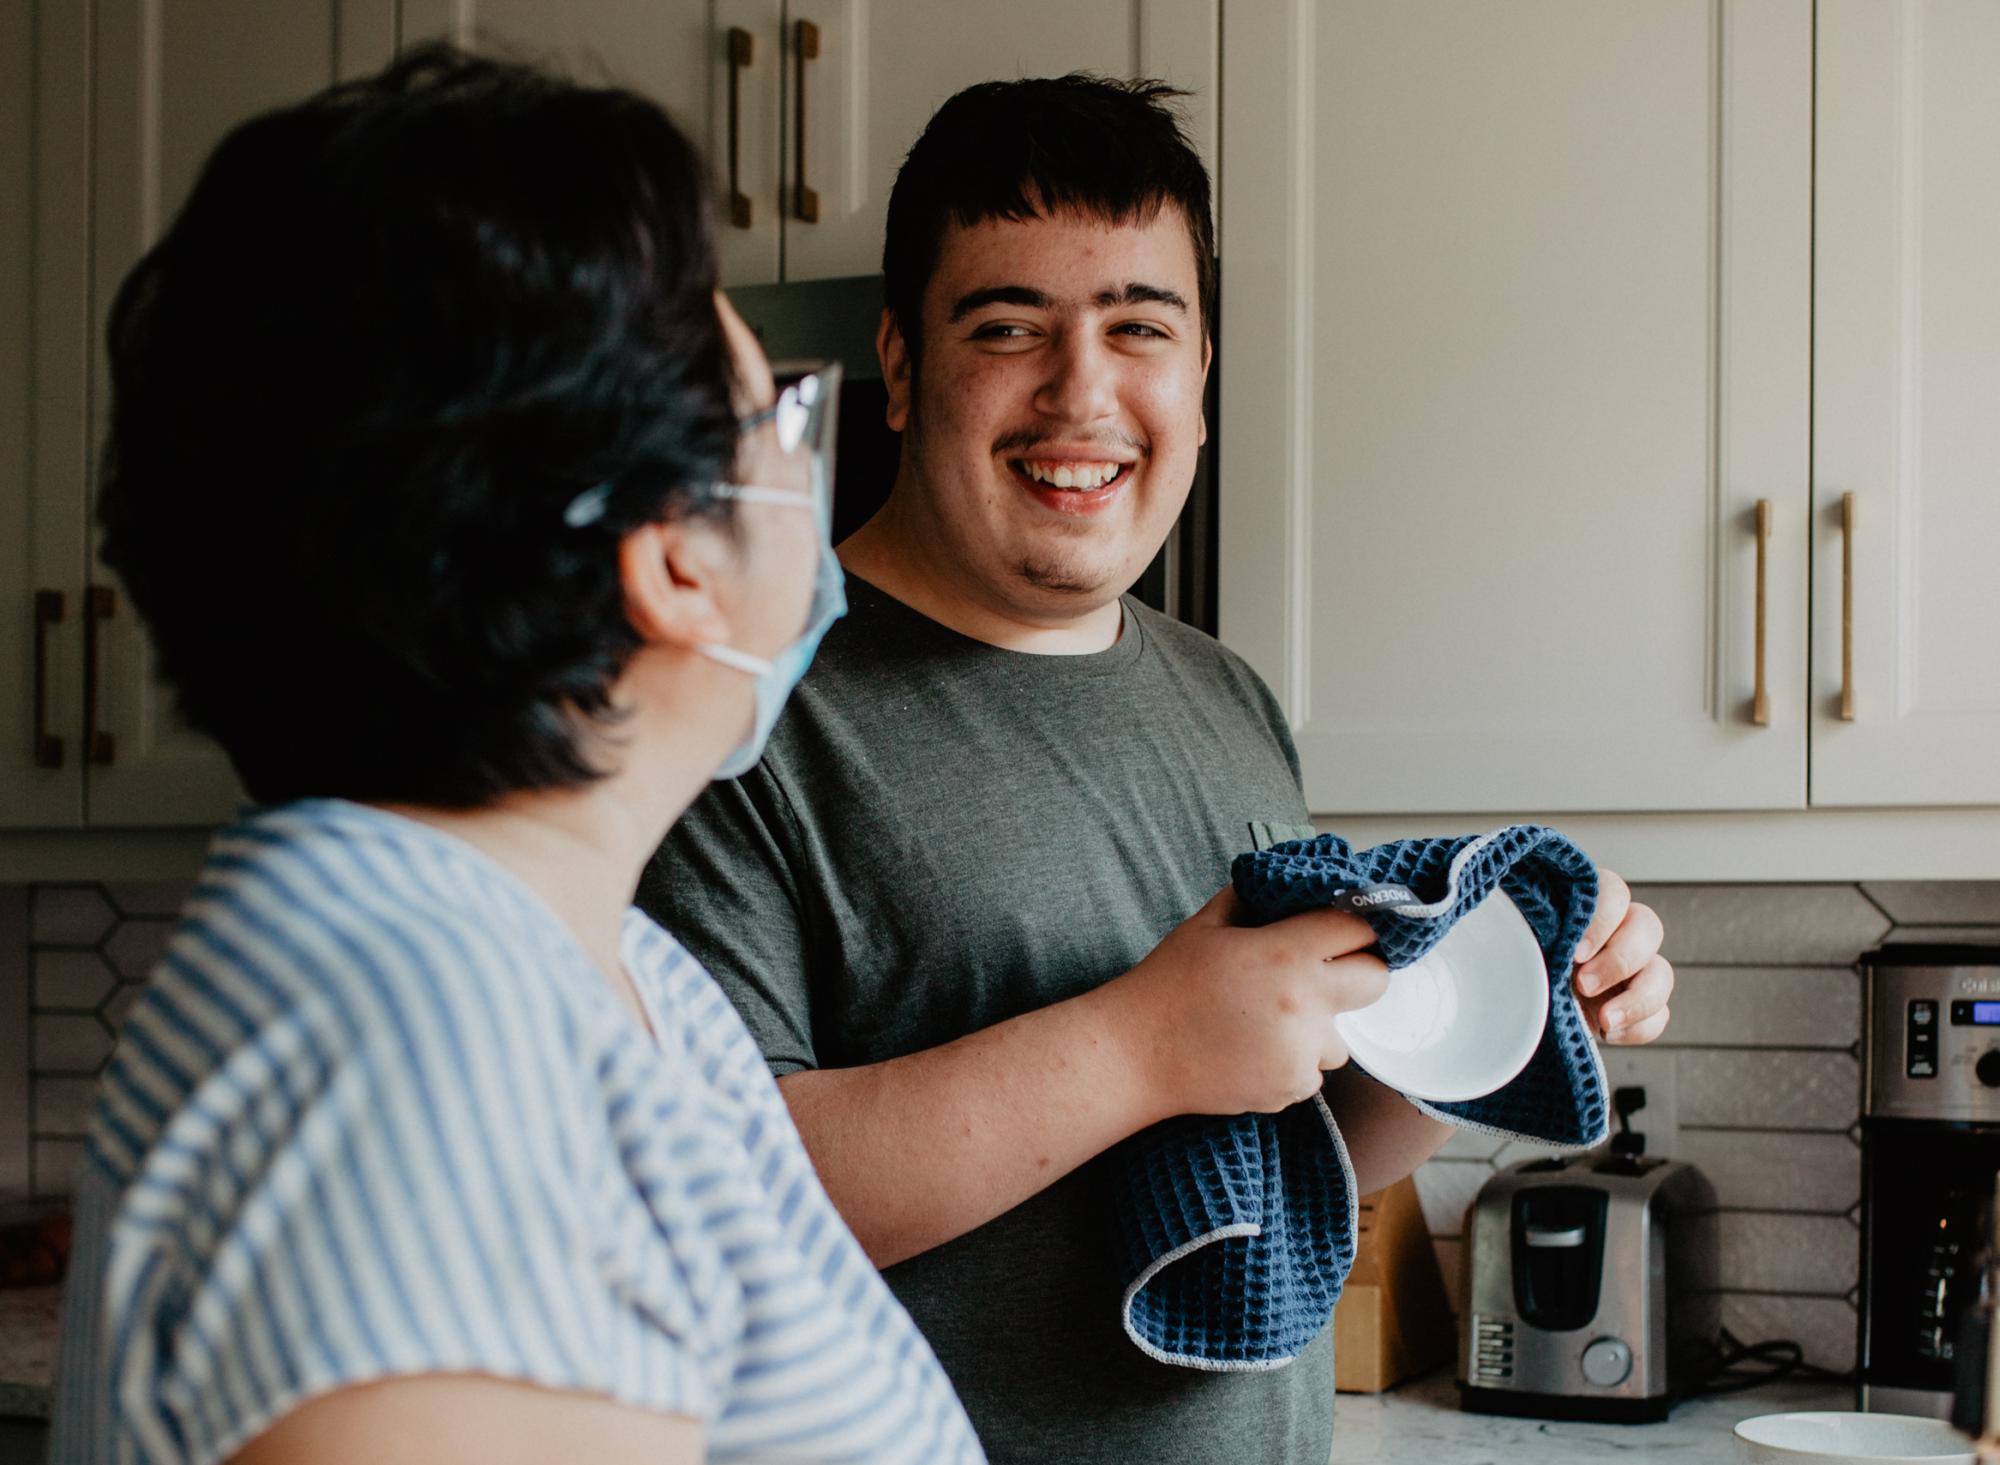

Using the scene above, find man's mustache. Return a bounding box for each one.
[990,428,1149,458]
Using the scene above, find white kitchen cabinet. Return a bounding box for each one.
[1220,0,1812,816]
[779,0,1217,282]
[1810,0,2000,806]
[1218,0,1999,820]
[1,1,395,830]
[398,0,783,287]
[412,1,1216,286]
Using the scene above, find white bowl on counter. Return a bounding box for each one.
[1735,1410,1975,1463]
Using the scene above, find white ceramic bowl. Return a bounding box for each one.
[1735,1411,1975,1463]
[1332,889,1550,1103]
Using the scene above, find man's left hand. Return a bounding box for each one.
[1570,868,1672,1044]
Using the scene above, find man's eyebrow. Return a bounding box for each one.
[1093,282,1189,313]
[949,285,1051,322]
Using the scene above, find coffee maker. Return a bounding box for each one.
[1861,944,2000,1419]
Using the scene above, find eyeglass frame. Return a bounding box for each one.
[562,359,841,529]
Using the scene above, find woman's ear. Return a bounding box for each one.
[618,517,736,652]
[878,308,912,433]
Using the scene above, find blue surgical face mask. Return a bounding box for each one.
[560,363,844,782]
[700,460,845,780]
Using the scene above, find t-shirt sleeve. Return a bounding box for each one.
[102,939,715,1464]
[638,767,821,1075]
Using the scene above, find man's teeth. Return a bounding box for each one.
[1019,461,1125,490]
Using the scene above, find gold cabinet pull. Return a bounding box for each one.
[726,27,754,229]
[33,589,64,768]
[1752,499,1771,726]
[792,20,821,223]
[83,584,115,765]
[1840,491,1856,721]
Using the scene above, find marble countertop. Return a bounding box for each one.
[1335,1368,1859,1464]
[0,1288,58,1420]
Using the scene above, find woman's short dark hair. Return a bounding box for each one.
[99,44,739,809]
[881,74,1215,362]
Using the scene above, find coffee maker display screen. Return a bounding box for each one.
[1975,1001,2000,1024]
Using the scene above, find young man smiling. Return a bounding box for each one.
[642,76,1672,1464]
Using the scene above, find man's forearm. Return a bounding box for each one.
[1322,1064,1453,1196]
[777,980,1169,1269]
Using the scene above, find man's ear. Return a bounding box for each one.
[877,308,912,433]
[618,518,735,652]
[1198,332,1213,448]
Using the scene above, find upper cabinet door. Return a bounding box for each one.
[779,0,1218,283]
[1,0,86,828]
[1812,0,2000,807]
[1219,0,1812,815]
[403,0,783,287]
[85,1,391,825]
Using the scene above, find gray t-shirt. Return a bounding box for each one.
[640,575,1328,1465]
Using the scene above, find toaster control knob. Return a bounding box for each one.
[1581,1337,1633,1388]
[1979,1050,2000,1089]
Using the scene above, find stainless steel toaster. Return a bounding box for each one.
[1457,1153,1720,1422]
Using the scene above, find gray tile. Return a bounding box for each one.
[1716,1213,1858,1296]
[31,1139,82,1198]
[31,1015,111,1074]
[1863,882,2000,926]
[1412,1159,1492,1238]
[31,1076,100,1138]
[104,881,193,918]
[1654,967,1860,1049]
[28,886,115,948]
[1435,1128,1507,1162]
[102,918,173,982]
[1631,884,1888,966]
[1678,1050,1860,1131]
[1719,1294,1857,1374]
[99,985,144,1036]
[1883,925,2000,946]
[31,952,116,1011]
[1676,1131,1860,1212]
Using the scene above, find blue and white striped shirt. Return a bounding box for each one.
[51,800,983,1464]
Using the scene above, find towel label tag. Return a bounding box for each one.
[1322,882,1419,914]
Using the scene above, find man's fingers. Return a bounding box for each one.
[1574,900,1664,998]
[1326,950,1390,1012]
[1605,1004,1670,1046]
[1264,905,1379,959]
[1573,867,1632,968]
[1592,954,1675,1038]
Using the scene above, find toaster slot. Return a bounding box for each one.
[1510,1187,1609,1332]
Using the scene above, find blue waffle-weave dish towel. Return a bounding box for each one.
[1109,825,1612,1370]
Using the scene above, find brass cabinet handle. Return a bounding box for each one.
[792,20,821,223]
[726,27,754,229]
[33,589,64,768]
[1752,499,1771,727]
[1840,491,1856,721]
[83,584,115,765]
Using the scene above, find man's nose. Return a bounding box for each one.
[1033,329,1118,424]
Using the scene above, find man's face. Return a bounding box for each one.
[884,205,1210,619]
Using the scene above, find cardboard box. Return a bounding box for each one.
[1333,1176,1455,1392]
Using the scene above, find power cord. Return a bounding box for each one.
[1694,1327,1855,1396]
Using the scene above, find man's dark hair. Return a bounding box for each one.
[881,73,1215,361]
[99,45,740,809]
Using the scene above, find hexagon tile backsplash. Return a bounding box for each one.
[21,881,191,1198]
[6,877,2000,1378]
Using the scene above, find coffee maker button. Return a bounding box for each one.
[1581,1337,1633,1387]
[1976,1049,2000,1088]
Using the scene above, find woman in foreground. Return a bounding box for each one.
[49,46,980,1465]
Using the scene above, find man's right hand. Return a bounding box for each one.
[1107,886,1391,1119]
